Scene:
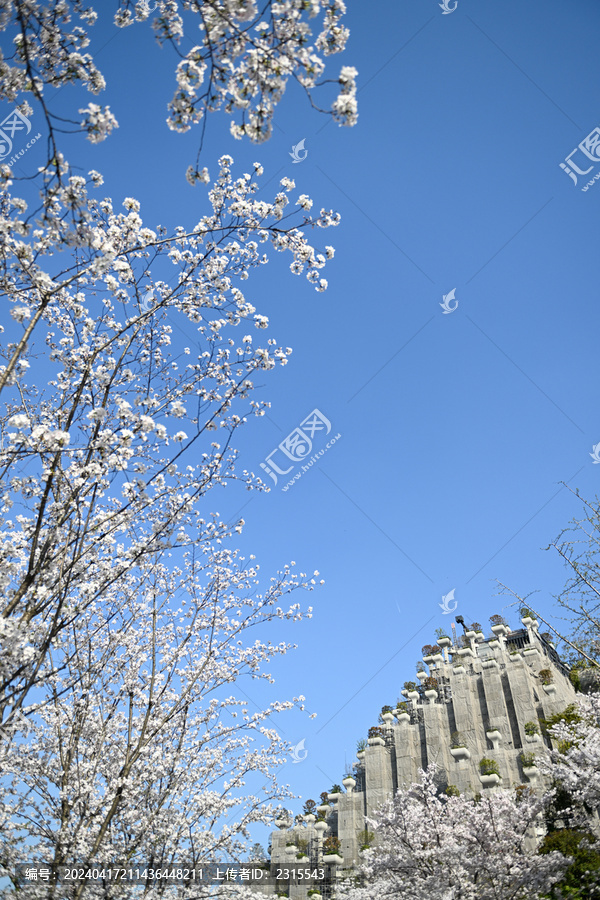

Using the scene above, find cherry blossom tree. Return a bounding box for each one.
[541,693,600,828]
[0,0,357,169]
[0,1,358,895]
[337,766,567,900]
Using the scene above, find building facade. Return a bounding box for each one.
[262,614,575,899]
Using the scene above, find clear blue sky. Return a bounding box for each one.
[5,0,600,850]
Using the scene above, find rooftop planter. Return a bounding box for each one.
[275,811,292,830]
[450,734,470,759]
[490,624,509,637]
[482,659,498,669]
[538,668,553,686]
[520,752,538,780]
[450,746,471,760]
[367,726,384,746]
[543,683,557,695]
[486,729,501,748]
[381,711,395,726]
[315,820,328,833]
[452,664,466,674]
[328,785,342,801]
[479,757,501,778]
[304,814,316,825]
[479,758,501,787]
[479,773,501,787]
[323,836,342,863]
[342,776,356,792]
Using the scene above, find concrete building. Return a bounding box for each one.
[261,613,576,899]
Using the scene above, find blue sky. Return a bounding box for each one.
[4,0,600,851]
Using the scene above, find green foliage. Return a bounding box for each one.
[450,731,466,749]
[403,681,417,692]
[396,701,408,713]
[323,835,341,854]
[297,838,309,855]
[539,668,553,685]
[356,738,367,753]
[539,829,600,899]
[524,720,539,736]
[435,627,449,640]
[479,757,500,777]
[569,667,581,691]
[540,704,582,750]
[519,751,536,768]
[445,784,460,796]
[329,784,342,794]
[424,675,438,690]
[368,726,383,739]
[357,828,375,850]
[302,799,316,815]
[520,607,534,618]
[381,704,393,715]
[489,614,507,626]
